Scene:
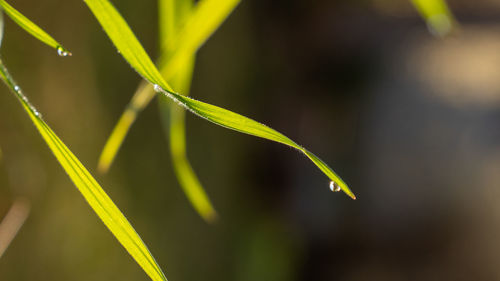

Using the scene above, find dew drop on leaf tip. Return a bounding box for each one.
[56,46,72,57]
[329,181,341,192]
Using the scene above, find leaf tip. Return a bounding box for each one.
[97,159,110,174]
[56,46,72,57]
[344,188,357,200]
[204,210,218,224]
[330,180,357,200]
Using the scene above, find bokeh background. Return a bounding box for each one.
[1,0,500,280]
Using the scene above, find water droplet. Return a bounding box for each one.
[14,85,20,92]
[56,46,72,57]
[329,181,341,192]
[153,84,162,92]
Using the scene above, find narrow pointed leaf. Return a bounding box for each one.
[97,82,151,173]
[158,0,175,52]
[160,88,356,200]
[0,58,167,281]
[85,0,355,199]
[97,0,240,173]
[157,0,217,222]
[412,0,457,37]
[156,0,240,79]
[0,0,71,55]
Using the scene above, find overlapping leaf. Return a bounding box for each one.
[98,0,241,173]
[85,0,356,199]
[99,0,240,221]
[156,0,217,222]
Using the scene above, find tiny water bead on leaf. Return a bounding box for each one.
[12,84,42,118]
[56,46,72,57]
[0,0,71,53]
[84,0,356,200]
[0,57,167,281]
[330,181,341,192]
[153,84,161,92]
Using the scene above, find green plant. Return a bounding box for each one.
[0,0,457,280]
[0,1,166,280]
[0,0,355,280]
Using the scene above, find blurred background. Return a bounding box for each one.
[1,0,500,280]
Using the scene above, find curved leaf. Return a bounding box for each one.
[97,0,240,173]
[157,0,217,222]
[85,0,356,199]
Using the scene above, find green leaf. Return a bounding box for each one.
[85,0,356,199]
[157,0,217,222]
[97,86,150,173]
[156,0,240,79]
[411,0,457,37]
[97,0,241,174]
[0,0,71,55]
[159,60,219,221]
[0,58,167,281]
[161,88,356,200]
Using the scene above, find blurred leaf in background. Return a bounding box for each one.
[411,0,457,37]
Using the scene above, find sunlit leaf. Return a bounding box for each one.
[0,0,71,55]
[0,58,167,281]
[156,0,240,78]
[85,0,356,199]
[159,68,219,221]
[156,0,217,222]
[97,0,240,173]
[412,0,457,37]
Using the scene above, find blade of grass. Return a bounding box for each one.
[157,0,217,222]
[156,0,240,78]
[0,58,167,281]
[97,81,151,173]
[97,0,240,173]
[158,55,218,221]
[411,0,457,37]
[85,0,356,199]
[158,0,175,52]
[0,0,71,55]
[159,88,356,199]
[0,198,30,259]
[160,95,219,222]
